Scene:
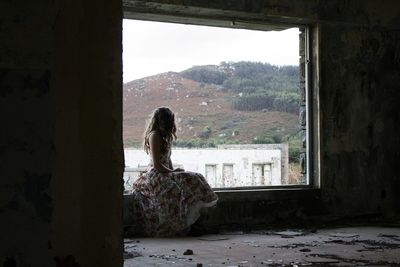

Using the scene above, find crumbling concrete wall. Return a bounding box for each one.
[0,0,124,266]
[320,21,400,218]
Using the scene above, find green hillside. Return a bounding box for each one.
[180,61,299,113]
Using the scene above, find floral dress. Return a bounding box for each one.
[132,145,218,237]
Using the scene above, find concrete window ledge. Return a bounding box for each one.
[123,188,321,236]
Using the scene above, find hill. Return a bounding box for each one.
[123,62,300,153]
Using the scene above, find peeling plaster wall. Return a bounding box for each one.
[320,23,400,218]
[0,0,124,266]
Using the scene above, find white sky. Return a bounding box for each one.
[123,19,299,83]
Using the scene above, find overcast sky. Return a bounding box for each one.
[123,19,299,83]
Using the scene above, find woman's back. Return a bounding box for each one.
[147,131,171,169]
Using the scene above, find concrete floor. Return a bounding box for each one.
[124,227,400,267]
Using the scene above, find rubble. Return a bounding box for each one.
[183,249,194,255]
[123,227,400,266]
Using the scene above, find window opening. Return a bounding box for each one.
[252,163,272,186]
[205,164,218,186]
[222,164,234,187]
[123,19,312,191]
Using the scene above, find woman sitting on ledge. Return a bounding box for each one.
[132,107,218,236]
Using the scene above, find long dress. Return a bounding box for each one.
[132,145,218,237]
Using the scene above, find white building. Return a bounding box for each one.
[124,144,288,192]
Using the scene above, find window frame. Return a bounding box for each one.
[123,11,320,192]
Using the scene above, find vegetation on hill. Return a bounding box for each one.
[180,61,299,113]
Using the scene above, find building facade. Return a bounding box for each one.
[124,144,288,192]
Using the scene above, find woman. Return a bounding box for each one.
[132,107,218,236]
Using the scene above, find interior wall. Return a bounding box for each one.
[320,21,400,219]
[0,0,399,266]
[0,0,124,266]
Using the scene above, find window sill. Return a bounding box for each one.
[213,187,320,202]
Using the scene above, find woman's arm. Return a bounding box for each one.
[149,132,174,173]
[167,159,184,172]
[168,158,173,169]
[167,155,187,172]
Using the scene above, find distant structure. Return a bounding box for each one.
[123,144,288,193]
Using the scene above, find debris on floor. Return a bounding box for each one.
[274,230,307,238]
[305,256,339,264]
[378,233,400,242]
[123,227,400,267]
[183,249,194,255]
[329,232,360,238]
[123,251,142,259]
[198,236,230,241]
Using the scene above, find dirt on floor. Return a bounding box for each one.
[124,226,400,267]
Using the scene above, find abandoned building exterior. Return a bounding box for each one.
[1,0,400,266]
[124,144,288,191]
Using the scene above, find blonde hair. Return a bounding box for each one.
[143,107,177,154]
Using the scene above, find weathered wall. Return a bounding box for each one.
[320,22,400,218]
[0,0,124,266]
[1,0,399,265]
